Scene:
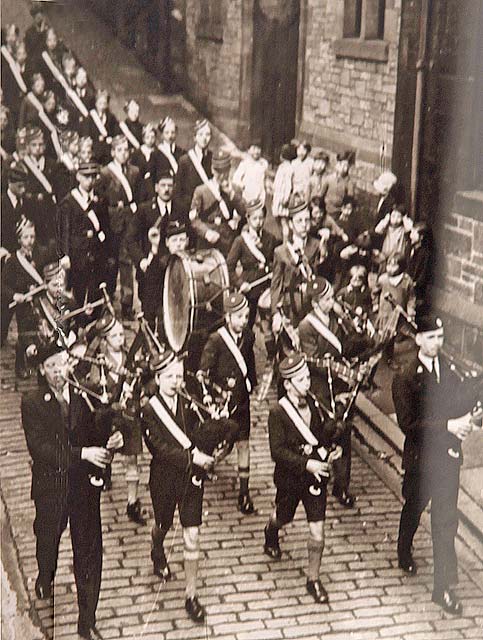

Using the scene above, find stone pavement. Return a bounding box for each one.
[1,2,483,639]
[2,332,483,640]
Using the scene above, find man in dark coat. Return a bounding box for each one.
[263,352,344,604]
[392,314,482,615]
[21,342,123,640]
[58,161,112,309]
[198,292,257,514]
[99,134,141,318]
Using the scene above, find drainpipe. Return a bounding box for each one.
[410,0,431,218]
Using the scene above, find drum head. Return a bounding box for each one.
[163,254,191,353]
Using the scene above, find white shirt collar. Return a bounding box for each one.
[159,141,175,153]
[157,198,171,215]
[418,352,440,380]
[7,189,18,208]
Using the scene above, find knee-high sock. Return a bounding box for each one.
[307,535,324,582]
[237,439,250,495]
[125,454,139,504]
[183,527,200,599]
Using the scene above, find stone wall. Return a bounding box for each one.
[183,0,244,141]
[435,191,483,365]
[297,0,401,195]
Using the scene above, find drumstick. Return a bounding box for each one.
[244,272,272,292]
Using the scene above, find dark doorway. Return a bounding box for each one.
[251,0,300,164]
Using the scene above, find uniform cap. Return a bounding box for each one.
[60,130,79,147]
[166,220,187,238]
[111,134,128,149]
[307,277,332,301]
[224,292,248,314]
[279,352,307,379]
[8,162,29,183]
[288,198,309,217]
[373,171,397,195]
[158,116,175,132]
[150,349,176,373]
[26,126,44,144]
[194,118,210,133]
[77,161,100,176]
[35,341,65,367]
[416,314,444,334]
[212,149,231,171]
[95,310,118,336]
[245,198,264,216]
[43,260,62,282]
[15,216,35,237]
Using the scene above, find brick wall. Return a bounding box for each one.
[435,192,483,365]
[298,0,401,195]
[183,0,243,141]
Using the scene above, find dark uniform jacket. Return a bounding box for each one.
[23,155,59,246]
[268,395,335,486]
[270,237,320,324]
[190,182,244,256]
[126,196,186,268]
[199,327,257,433]
[226,229,278,303]
[1,55,31,125]
[58,188,112,274]
[66,85,96,133]
[392,355,481,473]
[153,143,185,181]
[141,393,199,474]
[115,119,143,149]
[21,384,82,500]
[81,109,118,164]
[175,148,213,212]
[1,192,34,253]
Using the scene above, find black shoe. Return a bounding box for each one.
[127,499,146,525]
[34,578,52,600]
[238,493,256,515]
[77,626,104,640]
[153,558,171,582]
[332,488,356,508]
[431,589,462,616]
[306,579,329,604]
[398,554,417,575]
[263,524,282,560]
[185,595,205,623]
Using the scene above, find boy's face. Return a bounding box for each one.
[390,209,403,226]
[16,45,27,66]
[311,206,323,225]
[167,232,188,255]
[313,158,327,174]
[76,69,87,88]
[247,209,265,233]
[143,128,156,147]
[336,160,349,176]
[113,142,129,165]
[227,307,249,334]
[297,144,308,160]
[33,77,45,95]
[386,259,400,276]
[340,202,353,218]
[156,361,184,397]
[162,121,176,145]
[290,209,311,239]
[19,227,36,252]
[96,95,108,112]
[349,267,366,288]
[195,125,211,149]
[127,101,140,121]
[315,290,334,314]
[410,227,420,244]
[105,321,125,352]
[248,144,261,160]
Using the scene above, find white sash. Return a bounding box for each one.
[279,396,318,445]
[67,88,89,117]
[188,148,231,220]
[61,153,75,172]
[1,46,27,93]
[119,121,140,149]
[70,188,105,243]
[287,241,309,280]
[241,230,266,265]
[149,395,192,450]
[16,250,43,285]
[158,143,179,173]
[217,327,252,392]
[305,312,342,354]
[107,161,136,211]
[89,109,109,139]
[23,155,53,194]
[39,295,59,331]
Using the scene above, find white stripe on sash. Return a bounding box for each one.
[217,327,252,392]
[16,250,43,285]
[305,312,342,354]
[188,148,231,220]
[119,121,140,149]
[149,395,192,450]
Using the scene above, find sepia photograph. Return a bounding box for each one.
[0,1,482,639]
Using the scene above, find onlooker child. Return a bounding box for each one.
[374,203,412,268]
[232,140,269,206]
[272,143,295,241]
[292,140,314,201]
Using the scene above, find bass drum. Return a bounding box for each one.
[163,249,229,353]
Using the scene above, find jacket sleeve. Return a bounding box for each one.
[298,321,319,361]
[270,249,285,316]
[268,407,307,475]
[125,205,145,266]
[142,406,190,472]
[21,394,81,468]
[226,236,242,286]
[198,333,219,374]
[190,187,211,240]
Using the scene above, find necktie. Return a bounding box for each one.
[431,359,439,383]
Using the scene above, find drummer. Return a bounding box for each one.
[197,292,257,515]
[226,198,279,360]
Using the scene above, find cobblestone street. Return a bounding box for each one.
[2,332,483,640]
